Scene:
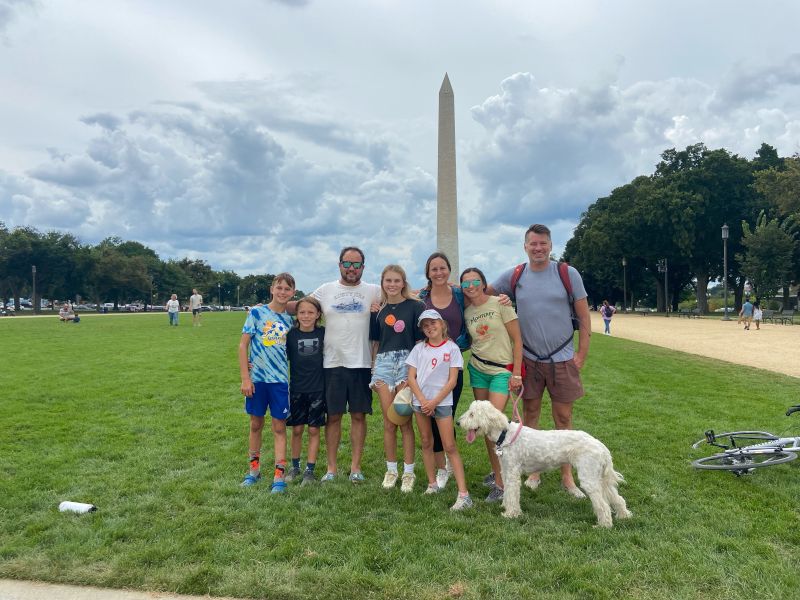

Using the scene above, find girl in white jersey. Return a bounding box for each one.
[405,309,472,511]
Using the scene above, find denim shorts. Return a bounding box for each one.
[412,404,453,418]
[370,349,411,391]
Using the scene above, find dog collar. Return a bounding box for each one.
[495,428,508,450]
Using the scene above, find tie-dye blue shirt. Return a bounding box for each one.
[242,305,292,384]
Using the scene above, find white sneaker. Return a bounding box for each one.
[450,495,474,511]
[382,471,399,489]
[400,472,416,493]
[424,483,441,495]
[436,468,450,489]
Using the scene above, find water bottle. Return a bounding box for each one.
[59,501,97,514]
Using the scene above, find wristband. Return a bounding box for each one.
[511,375,522,379]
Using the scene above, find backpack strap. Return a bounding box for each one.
[508,263,526,301]
[557,261,574,302]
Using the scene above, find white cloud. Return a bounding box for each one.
[3,1,800,291]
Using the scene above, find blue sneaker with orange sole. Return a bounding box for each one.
[240,474,261,487]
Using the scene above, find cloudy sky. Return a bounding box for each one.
[2,0,800,291]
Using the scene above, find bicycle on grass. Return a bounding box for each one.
[691,405,800,476]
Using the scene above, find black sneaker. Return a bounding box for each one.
[482,471,496,487]
[285,466,302,482]
[485,485,504,503]
[301,470,316,486]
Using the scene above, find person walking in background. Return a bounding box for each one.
[739,298,754,331]
[489,223,591,498]
[189,288,203,326]
[238,273,295,493]
[600,300,616,335]
[752,301,763,330]
[166,294,180,326]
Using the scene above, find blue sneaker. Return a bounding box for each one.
[240,473,261,487]
[271,480,287,494]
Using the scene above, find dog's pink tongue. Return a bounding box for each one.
[466,429,476,443]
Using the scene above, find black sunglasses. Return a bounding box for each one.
[340,261,364,269]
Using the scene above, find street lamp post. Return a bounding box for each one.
[622,257,627,312]
[32,265,37,315]
[237,285,240,307]
[658,258,669,315]
[722,223,730,321]
[218,282,221,308]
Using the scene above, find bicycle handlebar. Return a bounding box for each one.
[786,405,800,417]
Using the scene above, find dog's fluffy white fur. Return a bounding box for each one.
[458,400,631,527]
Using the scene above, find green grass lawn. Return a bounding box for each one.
[1,313,800,599]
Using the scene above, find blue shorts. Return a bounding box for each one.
[245,382,290,419]
[412,404,453,418]
[370,349,411,390]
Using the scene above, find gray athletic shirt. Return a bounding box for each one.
[492,261,587,363]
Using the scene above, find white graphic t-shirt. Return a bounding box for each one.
[313,280,381,369]
[405,339,463,407]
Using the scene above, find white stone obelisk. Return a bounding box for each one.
[437,73,459,280]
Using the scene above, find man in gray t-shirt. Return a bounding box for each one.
[490,223,591,496]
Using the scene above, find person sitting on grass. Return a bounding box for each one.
[285,296,326,485]
[238,273,296,493]
[405,309,472,511]
[58,302,75,322]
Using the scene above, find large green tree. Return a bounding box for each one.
[737,211,797,307]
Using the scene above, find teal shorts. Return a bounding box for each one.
[467,362,511,394]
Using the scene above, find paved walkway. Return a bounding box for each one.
[0,579,236,600]
[592,312,799,379]
[3,311,797,600]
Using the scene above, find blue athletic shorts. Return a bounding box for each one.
[245,382,290,419]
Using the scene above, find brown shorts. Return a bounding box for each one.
[522,356,584,404]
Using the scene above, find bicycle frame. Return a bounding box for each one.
[691,404,800,475]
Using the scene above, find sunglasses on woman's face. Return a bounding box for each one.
[461,279,482,289]
[340,261,364,269]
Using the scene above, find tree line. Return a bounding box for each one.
[563,143,799,313]
[0,229,294,311]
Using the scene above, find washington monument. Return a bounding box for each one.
[437,73,458,279]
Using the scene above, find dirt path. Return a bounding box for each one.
[591,312,799,379]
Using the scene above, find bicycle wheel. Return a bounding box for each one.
[693,450,797,472]
[691,431,778,449]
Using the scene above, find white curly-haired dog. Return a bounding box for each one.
[457,400,631,528]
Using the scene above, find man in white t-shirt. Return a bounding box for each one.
[312,246,381,484]
[189,289,203,326]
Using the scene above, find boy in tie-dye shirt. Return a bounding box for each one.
[238,273,296,493]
